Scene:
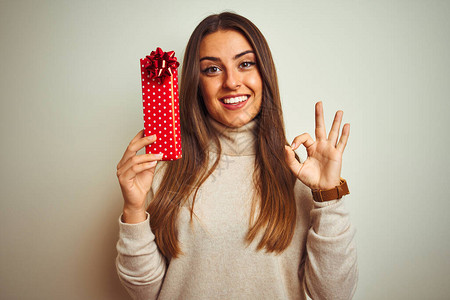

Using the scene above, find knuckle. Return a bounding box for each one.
[127,143,136,152]
[117,174,124,185]
[131,155,140,164]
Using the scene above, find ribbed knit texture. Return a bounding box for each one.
[116,119,358,300]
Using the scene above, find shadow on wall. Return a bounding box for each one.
[77,192,132,300]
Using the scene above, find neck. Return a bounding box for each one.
[207,116,258,156]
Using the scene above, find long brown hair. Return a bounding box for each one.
[147,12,299,259]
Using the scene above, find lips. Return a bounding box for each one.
[220,95,249,104]
[219,95,249,103]
[218,94,250,110]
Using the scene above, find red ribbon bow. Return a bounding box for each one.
[143,47,180,83]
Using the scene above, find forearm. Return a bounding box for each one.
[303,196,358,300]
[116,212,166,300]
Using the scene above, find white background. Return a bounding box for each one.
[1,0,449,299]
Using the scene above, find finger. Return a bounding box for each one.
[131,129,145,144]
[328,110,343,146]
[284,145,303,178]
[117,134,157,169]
[119,161,158,183]
[290,133,314,150]
[117,129,145,168]
[315,101,327,141]
[117,153,164,178]
[336,123,350,153]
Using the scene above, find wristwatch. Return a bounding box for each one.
[311,178,350,202]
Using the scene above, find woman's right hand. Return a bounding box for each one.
[116,129,164,223]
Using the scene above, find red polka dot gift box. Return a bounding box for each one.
[140,48,182,161]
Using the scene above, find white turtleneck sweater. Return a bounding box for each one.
[116,118,358,300]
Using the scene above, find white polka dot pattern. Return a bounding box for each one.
[140,58,182,161]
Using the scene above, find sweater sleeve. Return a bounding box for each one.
[302,196,358,300]
[116,211,167,300]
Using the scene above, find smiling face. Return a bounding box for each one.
[199,30,263,128]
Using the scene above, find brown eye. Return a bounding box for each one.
[239,61,256,69]
[202,66,221,74]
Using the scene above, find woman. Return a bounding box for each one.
[116,12,357,300]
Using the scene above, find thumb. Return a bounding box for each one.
[284,145,302,177]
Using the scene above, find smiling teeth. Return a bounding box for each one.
[222,96,248,104]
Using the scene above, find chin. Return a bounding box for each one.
[220,114,255,128]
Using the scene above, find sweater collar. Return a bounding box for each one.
[207,116,258,156]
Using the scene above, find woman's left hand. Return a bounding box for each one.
[284,101,350,190]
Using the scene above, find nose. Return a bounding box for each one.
[222,68,241,90]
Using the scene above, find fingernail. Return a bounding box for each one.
[147,134,156,140]
[291,142,296,148]
[156,153,164,157]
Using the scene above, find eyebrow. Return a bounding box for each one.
[199,50,255,62]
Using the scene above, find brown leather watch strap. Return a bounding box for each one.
[311,178,350,202]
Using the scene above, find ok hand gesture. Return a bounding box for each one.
[284,102,350,190]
